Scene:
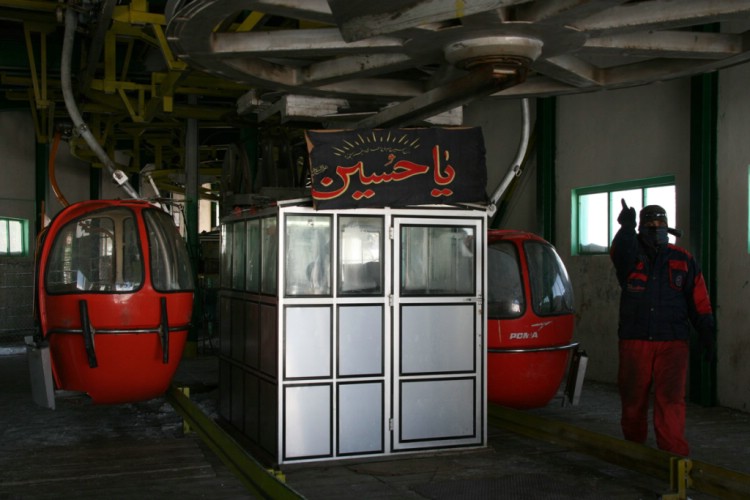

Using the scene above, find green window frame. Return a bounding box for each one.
[0,217,29,256]
[572,176,676,255]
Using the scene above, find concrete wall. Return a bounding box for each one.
[556,81,693,384]
[716,59,750,411]
[0,112,36,228]
[0,111,90,338]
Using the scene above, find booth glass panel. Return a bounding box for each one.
[400,225,475,295]
[285,215,331,296]
[338,305,383,377]
[338,216,383,295]
[245,219,260,292]
[285,306,331,378]
[400,378,475,441]
[338,382,383,454]
[401,304,475,374]
[220,223,231,288]
[261,217,278,295]
[284,384,331,459]
[231,221,245,290]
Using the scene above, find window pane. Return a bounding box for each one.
[339,216,383,295]
[578,193,608,253]
[525,241,574,316]
[645,185,676,243]
[285,215,331,296]
[609,189,642,243]
[145,208,194,291]
[9,220,23,254]
[0,220,8,254]
[401,225,475,295]
[487,241,524,318]
[645,185,676,239]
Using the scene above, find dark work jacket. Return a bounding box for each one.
[610,226,714,341]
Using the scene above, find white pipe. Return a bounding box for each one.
[487,98,531,217]
[61,7,140,199]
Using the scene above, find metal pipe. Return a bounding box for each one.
[48,130,70,208]
[61,7,140,199]
[487,98,530,217]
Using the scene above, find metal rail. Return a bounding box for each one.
[166,386,304,500]
[488,404,750,500]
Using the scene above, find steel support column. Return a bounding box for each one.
[34,140,47,237]
[689,26,718,407]
[89,166,101,201]
[536,97,556,243]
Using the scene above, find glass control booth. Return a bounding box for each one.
[218,202,487,464]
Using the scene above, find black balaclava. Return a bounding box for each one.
[638,205,669,249]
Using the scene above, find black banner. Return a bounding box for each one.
[305,127,487,210]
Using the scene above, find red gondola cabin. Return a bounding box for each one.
[36,200,194,404]
[487,230,577,409]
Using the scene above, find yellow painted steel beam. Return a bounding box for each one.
[108,20,159,46]
[166,387,304,499]
[112,3,165,26]
[488,404,750,499]
[151,24,187,71]
[116,87,146,122]
[235,11,264,32]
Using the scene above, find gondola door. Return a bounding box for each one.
[392,216,486,451]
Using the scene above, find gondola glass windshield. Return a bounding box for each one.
[46,208,143,293]
[487,241,524,319]
[144,209,194,291]
[525,241,574,316]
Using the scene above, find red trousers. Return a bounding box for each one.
[618,339,689,456]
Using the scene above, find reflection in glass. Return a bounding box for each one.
[401,225,475,295]
[231,221,245,290]
[285,215,331,296]
[487,241,524,318]
[144,209,194,291]
[246,219,260,292]
[525,241,574,316]
[261,217,278,295]
[47,208,142,293]
[338,216,383,295]
[220,223,231,288]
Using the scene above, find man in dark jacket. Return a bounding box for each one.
[610,201,715,456]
